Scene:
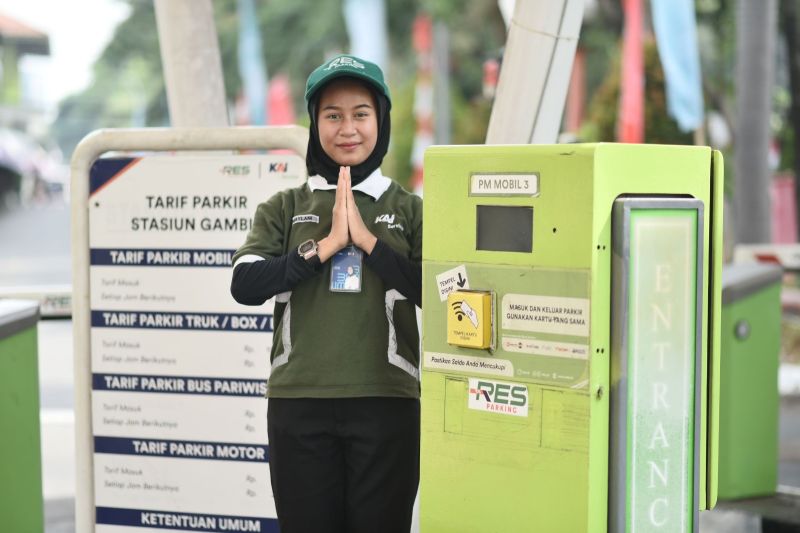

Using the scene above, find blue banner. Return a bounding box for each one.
[344,0,388,69]
[238,0,267,125]
[650,0,704,132]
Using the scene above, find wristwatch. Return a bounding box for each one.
[298,239,319,261]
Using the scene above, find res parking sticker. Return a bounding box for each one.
[468,378,529,417]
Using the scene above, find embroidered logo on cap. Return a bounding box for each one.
[324,57,365,71]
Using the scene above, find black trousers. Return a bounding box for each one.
[267,397,420,533]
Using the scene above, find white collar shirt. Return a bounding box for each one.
[307,168,392,201]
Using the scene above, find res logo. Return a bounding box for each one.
[324,57,365,70]
[221,165,250,176]
[468,379,528,417]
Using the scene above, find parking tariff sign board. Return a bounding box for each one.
[88,155,303,532]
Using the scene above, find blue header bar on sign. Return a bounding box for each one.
[94,436,268,463]
[95,506,278,532]
[91,248,235,267]
[93,373,267,397]
[91,310,273,332]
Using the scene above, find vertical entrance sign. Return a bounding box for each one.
[610,198,704,533]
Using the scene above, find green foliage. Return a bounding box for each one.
[696,0,737,102]
[382,76,415,189]
[418,0,453,20]
[447,2,506,101]
[450,88,492,145]
[382,78,493,189]
[777,86,797,172]
[53,1,165,155]
[254,0,350,112]
[579,5,622,102]
[51,0,506,189]
[582,39,693,145]
[778,0,800,175]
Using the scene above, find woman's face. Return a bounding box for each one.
[317,79,378,167]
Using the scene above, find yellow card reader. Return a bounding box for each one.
[446,290,493,349]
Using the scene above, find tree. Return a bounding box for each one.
[53,1,165,155]
[780,0,800,232]
[51,0,507,188]
[582,38,693,145]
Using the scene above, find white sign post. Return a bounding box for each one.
[71,127,308,532]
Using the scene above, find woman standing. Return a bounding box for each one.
[231,55,422,533]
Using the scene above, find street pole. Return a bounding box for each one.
[486,0,584,144]
[433,22,451,145]
[734,0,777,244]
[154,0,229,127]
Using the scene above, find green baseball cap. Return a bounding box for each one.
[305,54,391,108]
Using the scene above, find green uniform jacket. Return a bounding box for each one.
[232,171,422,398]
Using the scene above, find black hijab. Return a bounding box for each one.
[305,77,391,185]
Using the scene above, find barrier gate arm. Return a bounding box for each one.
[70,125,309,532]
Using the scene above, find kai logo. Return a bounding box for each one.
[324,57,365,71]
[468,378,528,417]
[375,213,404,231]
[221,165,250,176]
[268,162,289,173]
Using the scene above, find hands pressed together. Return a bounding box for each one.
[317,166,377,263]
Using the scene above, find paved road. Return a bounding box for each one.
[779,396,800,487]
[38,319,75,503]
[0,201,71,287]
[0,202,75,532]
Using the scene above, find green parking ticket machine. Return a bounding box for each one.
[420,143,724,532]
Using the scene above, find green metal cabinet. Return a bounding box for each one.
[0,300,43,533]
[717,263,782,500]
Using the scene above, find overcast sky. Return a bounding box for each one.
[0,0,131,111]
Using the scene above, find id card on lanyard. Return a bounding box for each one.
[330,245,363,293]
